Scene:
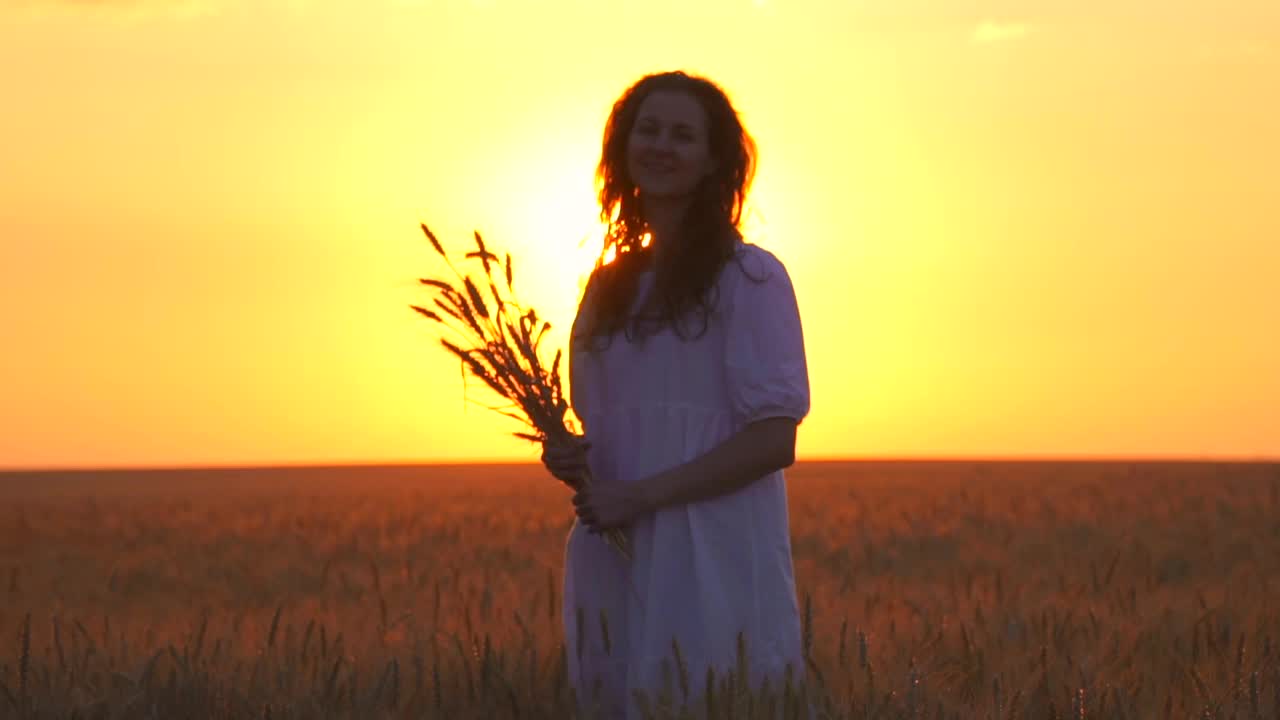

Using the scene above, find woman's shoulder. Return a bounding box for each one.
[724,240,793,287]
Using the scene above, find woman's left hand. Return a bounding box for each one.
[572,482,652,533]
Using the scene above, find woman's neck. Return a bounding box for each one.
[640,194,693,266]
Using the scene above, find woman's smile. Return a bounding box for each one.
[638,158,676,173]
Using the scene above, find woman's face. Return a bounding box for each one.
[625,90,716,201]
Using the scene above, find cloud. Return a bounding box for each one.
[970,20,1034,45]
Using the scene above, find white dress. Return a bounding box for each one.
[562,240,812,718]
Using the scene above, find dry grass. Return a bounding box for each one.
[1,460,1278,718]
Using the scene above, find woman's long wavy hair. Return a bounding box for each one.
[574,71,757,352]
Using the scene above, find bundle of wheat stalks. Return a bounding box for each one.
[410,222,632,562]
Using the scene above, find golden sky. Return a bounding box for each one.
[2,0,1277,469]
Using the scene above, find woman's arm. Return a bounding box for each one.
[639,416,798,511]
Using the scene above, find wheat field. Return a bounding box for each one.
[1,460,1277,719]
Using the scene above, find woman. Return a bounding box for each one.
[542,70,811,718]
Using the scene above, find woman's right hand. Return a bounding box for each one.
[541,435,591,488]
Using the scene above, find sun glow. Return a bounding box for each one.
[598,232,654,268]
[1,0,1277,468]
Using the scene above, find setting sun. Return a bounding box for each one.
[1,0,1277,469]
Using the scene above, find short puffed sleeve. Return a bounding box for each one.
[722,245,811,427]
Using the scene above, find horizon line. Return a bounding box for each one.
[2,454,1276,474]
